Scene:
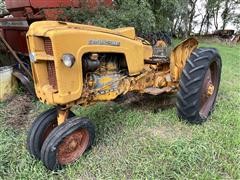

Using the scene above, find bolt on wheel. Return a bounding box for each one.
[199,62,219,119]
[57,129,90,165]
[176,48,221,123]
[40,117,95,171]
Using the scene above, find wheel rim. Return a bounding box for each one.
[199,61,219,118]
[56,129,90,165]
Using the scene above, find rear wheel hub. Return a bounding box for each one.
[207,83,215,96]
[200,62,219,118]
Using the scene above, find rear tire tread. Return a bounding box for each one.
[176,48,222,123]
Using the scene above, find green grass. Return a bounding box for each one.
[0,41,240,179]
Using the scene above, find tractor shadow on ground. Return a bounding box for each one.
[76,93,176,145]
[124,93,176,113]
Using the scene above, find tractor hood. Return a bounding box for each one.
[27,21,136,39]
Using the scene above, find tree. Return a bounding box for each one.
[232,13,240,31]
[57,0,240,36]
[147,0,189,37]
[61,0,156,34]
[148,0,178,32]
[198,0,208,34]
[221,0,240,30]
[187,0,198,35]
[212,0,222,30]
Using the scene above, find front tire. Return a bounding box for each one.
[176,48,222,124]
[27,108,75,159]
[40,117,95,171]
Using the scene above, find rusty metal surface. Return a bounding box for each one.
[57,108,69,125]
[0,34,32,79]
[200,62,219,118]
[144,87,172,95]
[47,61,57,90]
[44,38,53,56]
[57,129,89,165]
[0,17,29,54]
[213,29,235,38]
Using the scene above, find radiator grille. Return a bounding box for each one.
[47,61,58,89]
[44,38,53,55]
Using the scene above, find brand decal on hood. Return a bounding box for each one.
[89,40,120,46]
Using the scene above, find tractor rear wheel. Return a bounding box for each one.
[27,108,75,159]
[40,117,95,171]
[176,48,221,124]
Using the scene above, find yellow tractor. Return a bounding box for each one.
[26,21,221,170]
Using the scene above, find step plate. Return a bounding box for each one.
[144,87,172,95]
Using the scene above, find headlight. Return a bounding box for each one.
[29,52,36,62]
[61,54,75,68]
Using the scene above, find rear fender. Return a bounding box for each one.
[170,38,198,82]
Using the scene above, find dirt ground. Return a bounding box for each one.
[1,94,35,129]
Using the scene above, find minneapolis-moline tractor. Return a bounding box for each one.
[26,21,221,170]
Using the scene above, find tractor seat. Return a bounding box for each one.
[114,27,136,39]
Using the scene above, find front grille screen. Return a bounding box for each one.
[47,61,57,89]
[44,38,53,55]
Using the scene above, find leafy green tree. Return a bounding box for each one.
[148,0,181,32]
[58,0,240,36]
[61,0,156,34]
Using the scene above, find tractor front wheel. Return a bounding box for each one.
[40,117,95,171]
[27,108,75,159]
[176,48,222,124]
